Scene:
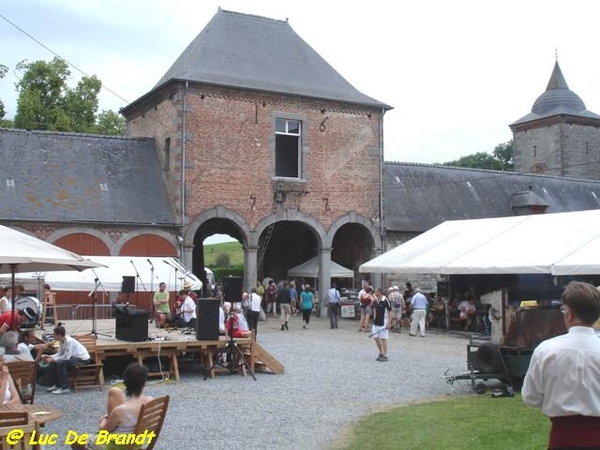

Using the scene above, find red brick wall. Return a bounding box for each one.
[127,84,382,230]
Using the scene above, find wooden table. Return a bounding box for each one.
[0,404,63,426]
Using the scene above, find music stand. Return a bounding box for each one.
[88,274,111,338]
[204,309,256,381]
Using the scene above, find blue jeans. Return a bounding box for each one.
[329,303,340,328]
[53,358,90,388]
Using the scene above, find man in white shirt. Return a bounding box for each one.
[409,288,428,337]
[327,284,341,329]
[247,288,262,335]
[42,325,91,395]
[522,281,600,449]
[181,291,197,329]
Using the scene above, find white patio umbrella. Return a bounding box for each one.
[0,225,105,326]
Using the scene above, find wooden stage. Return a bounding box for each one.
[35,319,284,382]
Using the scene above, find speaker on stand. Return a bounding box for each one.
[122,276,135,293]
[121,276,135,303]
[196,299,221,341]
[223,276,243,304]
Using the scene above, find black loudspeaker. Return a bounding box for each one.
[196,299,221,341]
[223,276,243,303]
[121,276,135,293]
[114,307,149,342]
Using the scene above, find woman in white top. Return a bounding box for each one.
[0,346,21,405]
[0,287,12,314]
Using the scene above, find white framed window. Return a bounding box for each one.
[275,118,302,179]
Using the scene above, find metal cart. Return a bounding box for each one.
[444,335,533,397]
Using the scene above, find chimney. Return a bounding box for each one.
[510,186,549,215]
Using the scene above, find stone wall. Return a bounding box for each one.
[514,120,600,180]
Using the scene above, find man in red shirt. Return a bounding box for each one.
[0,307,36,333]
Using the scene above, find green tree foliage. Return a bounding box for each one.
[442,140,514,171]
[492,140,514,170]
[13,58,124,135]
[95,110,126,135]
[215,253,231,268]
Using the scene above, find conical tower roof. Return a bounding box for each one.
[511,60,600,126]
[142,9,390,110]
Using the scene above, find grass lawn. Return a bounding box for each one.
[204,241,243,267]
[333,395,549,450]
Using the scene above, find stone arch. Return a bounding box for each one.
[186,206,251,247]
[326,212,381,250]
[253,209,326,248]
[46,227,114,254]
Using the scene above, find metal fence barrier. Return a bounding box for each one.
[74,304,114,321]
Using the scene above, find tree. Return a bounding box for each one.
[12,57,124,135]
[493,140,514,171]
[95,110,126,135]
[14,58,71,130]
[441,140,514,171]
[215,253,231,267]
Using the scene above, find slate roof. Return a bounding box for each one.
[383,162,600,233]
[148,9,390,110]
[0,128,177,225]
[511,61,600,127]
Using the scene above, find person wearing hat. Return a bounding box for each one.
[0,307,36,334]
[180,288,197,329]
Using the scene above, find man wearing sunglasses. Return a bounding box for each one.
[522,281,600,449]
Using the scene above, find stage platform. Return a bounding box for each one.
[35,319,284,381]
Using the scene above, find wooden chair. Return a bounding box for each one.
[75,396,170,450]
[6,361,37,404]
[69,336,104,392]
[0,412,39,450]
[40,292,58,329]
[131,395,170,450]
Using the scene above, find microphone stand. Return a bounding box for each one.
[88,277,111,338]
[129,260,147,309]
[148,259,155,323]
[164,258,198,292]
[163,259,180,293]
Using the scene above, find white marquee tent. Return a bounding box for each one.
[10,256,203,293]
[288,256,354,278]
[360,209,600,276]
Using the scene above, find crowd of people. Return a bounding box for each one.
[151,277,324,337]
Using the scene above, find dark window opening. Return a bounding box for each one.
[275,119,301,178]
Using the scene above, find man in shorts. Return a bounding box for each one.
[371,287,393,361]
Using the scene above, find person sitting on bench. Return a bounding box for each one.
[42,325,91,395]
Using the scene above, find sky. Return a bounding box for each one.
[2,0,600,166]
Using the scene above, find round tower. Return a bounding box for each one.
[510,61,600,180]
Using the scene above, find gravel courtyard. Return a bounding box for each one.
[36,315,469,450]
